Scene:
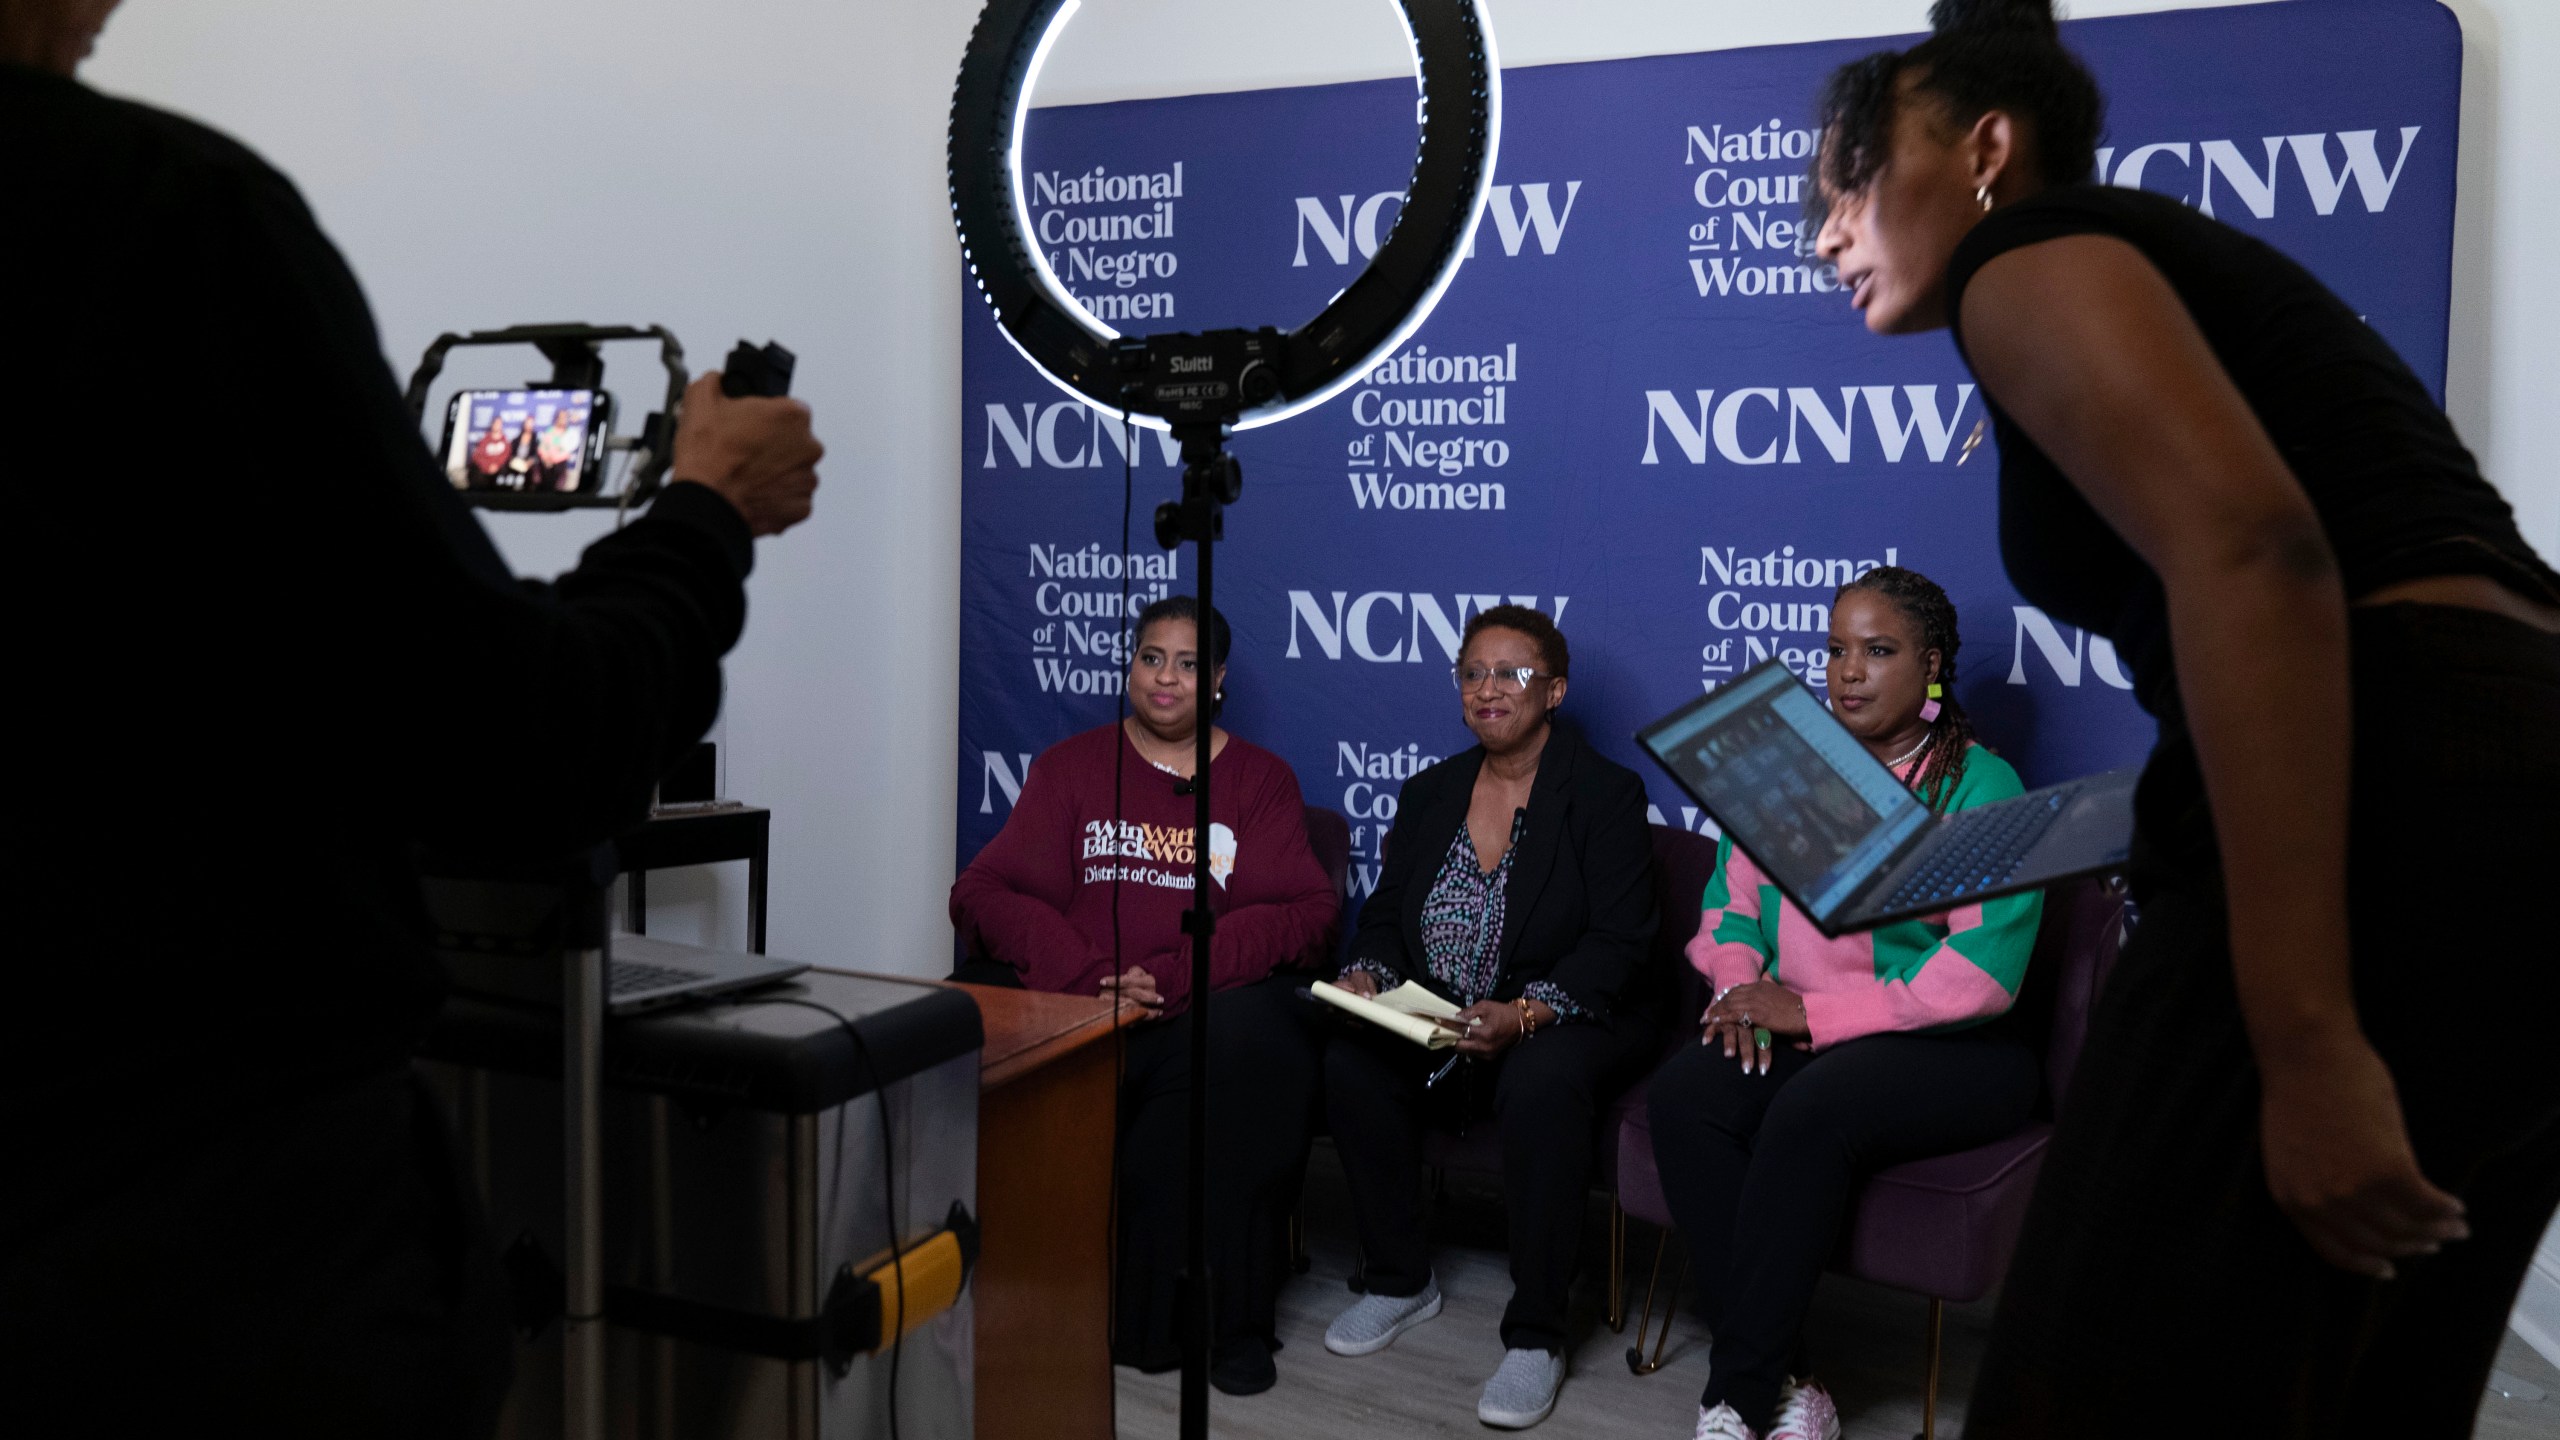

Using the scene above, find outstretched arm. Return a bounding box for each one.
[167,155,819,857]
[1959,234,2465,1278]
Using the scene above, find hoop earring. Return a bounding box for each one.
[1975,184,1993,213]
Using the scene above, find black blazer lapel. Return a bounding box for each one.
[1496,723,1578,973]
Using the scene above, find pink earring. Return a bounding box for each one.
[1920,682,1943,724]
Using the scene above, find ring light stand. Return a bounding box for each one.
[949,4,1500,1431]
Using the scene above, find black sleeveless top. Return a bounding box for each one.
[1944,185,2559,721]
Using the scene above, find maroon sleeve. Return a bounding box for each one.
[948,742,1115,995]
[1172,750,1339,1001]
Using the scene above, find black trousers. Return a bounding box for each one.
[0,1070,514,1438]
[1113,974,1323,1366]
[1325,1009,1657,1353]
[1971,604,2560,1438]
[1646,1029,2040,1430]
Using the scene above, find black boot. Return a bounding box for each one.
[1209,1336,1277,1396]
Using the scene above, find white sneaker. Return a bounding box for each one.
[1767,1377,1841,1440]
[1322,1278,1443,1356]
[1694,1403,1758,1440]
[1477,1347,1565,1428]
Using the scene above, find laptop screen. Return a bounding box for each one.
[1638,663,1927,920]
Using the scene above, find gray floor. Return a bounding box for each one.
[1115,1143,2560,1439]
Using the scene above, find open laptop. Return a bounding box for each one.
[597,935,808,1015]
[1635,659,2139,936]
[440,931,808,1017]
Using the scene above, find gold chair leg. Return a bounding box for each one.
[1623,1227,1680,1375]
[1607,1197,1627,1333]
[1916,1296,1944,1440]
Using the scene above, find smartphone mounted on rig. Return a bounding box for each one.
[435,386,616,498]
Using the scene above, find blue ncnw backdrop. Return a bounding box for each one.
[958,0,2461,904]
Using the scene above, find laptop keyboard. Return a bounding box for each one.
[610,960,712,997]
[1878,785,2077,913]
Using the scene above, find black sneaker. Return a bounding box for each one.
[1210,1337,1277,1396]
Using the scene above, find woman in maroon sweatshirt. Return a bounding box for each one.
[949,595,1338,1395]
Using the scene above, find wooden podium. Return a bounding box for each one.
[956,983,1132,1440]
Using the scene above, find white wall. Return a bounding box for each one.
[84,0,2555,952]
[87,0,981,963]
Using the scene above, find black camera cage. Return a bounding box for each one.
[404,322,689,512]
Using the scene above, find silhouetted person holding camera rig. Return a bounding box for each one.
[2,4,822,1435]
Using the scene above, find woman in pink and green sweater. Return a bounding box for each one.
[1651,568,2045,1440]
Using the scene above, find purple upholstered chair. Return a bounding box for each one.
[1615,875,2130,1440]
[1387,824,1722,1331]
[1304,805,1353,921]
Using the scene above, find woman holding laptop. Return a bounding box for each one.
[1321,605,1661,1430]
[1654,566,2045,1440]
[1803,0,2560,1431]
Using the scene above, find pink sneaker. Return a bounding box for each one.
[1766,1378,1841,1440]
[1693,1403,1757,1440]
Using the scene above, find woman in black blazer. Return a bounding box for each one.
[1320,605,1661,1429]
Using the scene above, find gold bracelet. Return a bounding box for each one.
[1515,996,1538,1038]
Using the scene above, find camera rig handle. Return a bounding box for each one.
[719,340,795,399]
[404,323,689,510]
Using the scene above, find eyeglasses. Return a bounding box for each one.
[1451,664,1545,694]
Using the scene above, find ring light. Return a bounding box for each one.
[947,0,1501,433]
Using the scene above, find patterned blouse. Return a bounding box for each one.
[1351,808,1584,1022]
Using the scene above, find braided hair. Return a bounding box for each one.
[1807,0,2104,228]
[1837,565,1976,811]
